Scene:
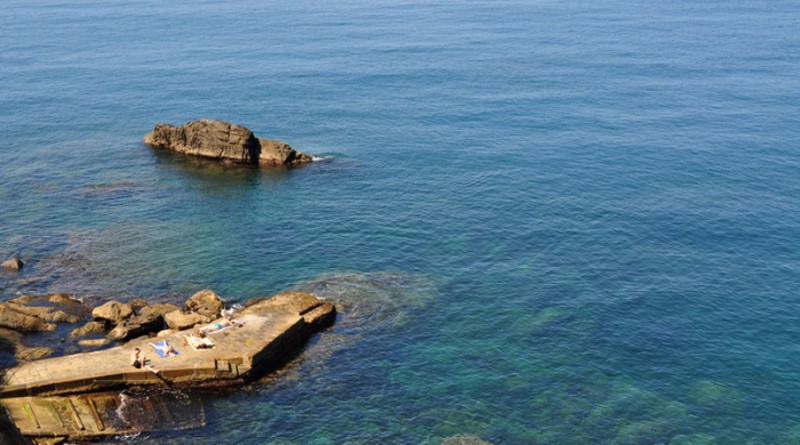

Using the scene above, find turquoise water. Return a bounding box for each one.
[2,0,800,443]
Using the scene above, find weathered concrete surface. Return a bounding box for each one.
[1,292,335,398]
[143,119,313,167]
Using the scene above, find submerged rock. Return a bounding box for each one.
[3,302,81,324]
[69,321,105,339]
[143,119,313,167]
[441,435,494,445]
[0,294,90,335]
[15,346,52,362]
[0,328,22,352]
[0,306,56,333]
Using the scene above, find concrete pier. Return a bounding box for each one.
[0,292,335,440]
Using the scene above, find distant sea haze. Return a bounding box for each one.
[1,0,799,443]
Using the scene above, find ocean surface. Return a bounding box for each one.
[1,0,799,443]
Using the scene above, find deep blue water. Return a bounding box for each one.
[2,0,800,443]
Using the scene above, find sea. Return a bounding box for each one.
[1,0,799,443]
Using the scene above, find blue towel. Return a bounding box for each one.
[150,341,178,358]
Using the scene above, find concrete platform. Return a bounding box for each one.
[1,292,336,398]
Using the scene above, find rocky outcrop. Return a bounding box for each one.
[256,138,312,166]
[69,321,105,339]
[144,119,313,167]
[1,258,23,270]
[183,289,224,319]
[139,303,178,318]
[164,310,208,331]
[0,295,90,349]
[78,338,110,348]
[3,300,82,324]
[91,301,134,327]
[128,298,148,309]
[162,289,223,330]
[93,302,180,341]
[107,312,163,341]
[15,346,52,362]
[0,307,56,333]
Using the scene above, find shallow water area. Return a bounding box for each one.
[2,0,800,443]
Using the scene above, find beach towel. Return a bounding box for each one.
[185,336,215,351]
[150,341,179,358]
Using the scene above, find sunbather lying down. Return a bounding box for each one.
[198,315,245,334]
[183,333,214,350]
[149,341,178,357]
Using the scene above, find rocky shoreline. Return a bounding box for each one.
[0,289,230,359]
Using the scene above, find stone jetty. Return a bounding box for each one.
[1,292,334,397]
[144,119,314,167]
[0,292,335,442]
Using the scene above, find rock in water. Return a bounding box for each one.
[1,257,23,270]
[70,321,106,339]
[143,119,313,167]
[0,306,56,332]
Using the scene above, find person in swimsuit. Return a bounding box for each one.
[131,348,145,368]
[131,347,159,373]
[148,341,178,357]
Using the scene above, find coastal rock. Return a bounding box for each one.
[4,303,80,324]
[156,329,175,338]
[70,321,106,339]
[184,289,224,319]
[4,302,80,324]
[139,303,179,318]
[78,338,110,348]
[257,138,313,166]
[1,257,23,270]
[0,327,54,362]
[107,312,163,341]
[46,293,80,305]
[143,119,313,166]
[0,294,89,334]
[92,301,134,326]
[0,306,56,332]
[15,346,53,362]
[128,298,148,309]
[0,327,22,352]
[164,309,209,331]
